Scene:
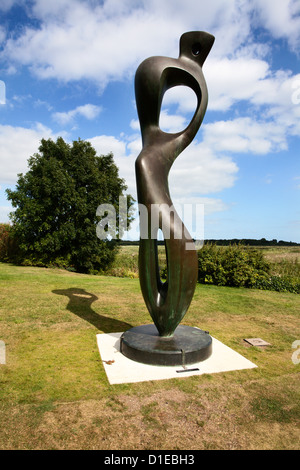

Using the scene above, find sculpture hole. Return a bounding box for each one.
[157,229,168,283]
[159,86,197,133]
[192,43,202,56]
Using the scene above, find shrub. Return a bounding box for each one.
[0,223,20,262]
[198,243,270,288]
[0,224,10,261]
[197,243,300,293]
[253,275,300,294]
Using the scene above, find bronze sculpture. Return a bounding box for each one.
[121,32,215,366]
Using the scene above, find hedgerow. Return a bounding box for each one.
[197,243,299,294]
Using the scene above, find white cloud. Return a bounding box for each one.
[88,129,239,209]
[160,86,198,114]
[172,195,229,215]
[89,134,136,196]
[130,108,190,134]
[203,117,288,155]
[2,0,298,89]
[52,104,102,126]
[129,62,300,158]
[0,26,6,44]
[34,99,53,111]
[89,130,238,240]
[169,142,238,197]
[0,0,17,12]
[252,0,300,51]
[205,57,270,111]
[0,123,65,184]
[89,134,127,158]
[159,110,188,133]
[0,205,11,222]
[129,119,140,132]
[2,1,182,86]
[30,0,81,19]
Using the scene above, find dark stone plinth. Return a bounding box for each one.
[120,324,212,366]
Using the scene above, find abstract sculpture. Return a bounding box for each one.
[121,32,215,366]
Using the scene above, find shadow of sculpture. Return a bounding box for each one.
[52,288,132,333]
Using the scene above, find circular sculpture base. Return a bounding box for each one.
[120,324,212,366]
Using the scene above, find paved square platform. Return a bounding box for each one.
[96,331,257,384]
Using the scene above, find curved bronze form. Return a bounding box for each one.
[135,31,214,337]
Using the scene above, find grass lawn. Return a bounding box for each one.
[0,261,299,450]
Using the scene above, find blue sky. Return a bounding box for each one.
[0,0,299,242]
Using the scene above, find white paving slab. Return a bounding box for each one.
[96,332,257,385]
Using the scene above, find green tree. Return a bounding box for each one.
[6,137,134,273]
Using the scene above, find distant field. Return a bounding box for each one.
[261,246,300,262]
[108,244,300,282]
[0,261,299,450]
[119,243,300,259]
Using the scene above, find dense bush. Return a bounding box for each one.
[197,244,299,293]
[253,274,300,294]
[0,223,20,262]
[0,223,10,261]
[198,244,271,288]
[0,224,72,268]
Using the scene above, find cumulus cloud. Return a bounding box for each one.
[205,58,270,111]
[89,133,136,197]
[2,0,298,87]
[88,130,239,212]
[202,118,288,155]
[0,26,6,44]
[0,205,11,223]
[2,1,182,86]
[2,1,299,138]
[87,130,238,239]
[0,0,17,12]
[89,134,127,158]
[0,123,65,184]
[252,0,300,52]
[52,104,102,126]
[169,142,238,197]
[172,62,300,151]
[160,86,198,115]
[131,109,189,134]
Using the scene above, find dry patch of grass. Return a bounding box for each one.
[0,376,298,450]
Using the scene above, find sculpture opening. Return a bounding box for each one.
[157,228,168,285]
[159,86,198,133]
